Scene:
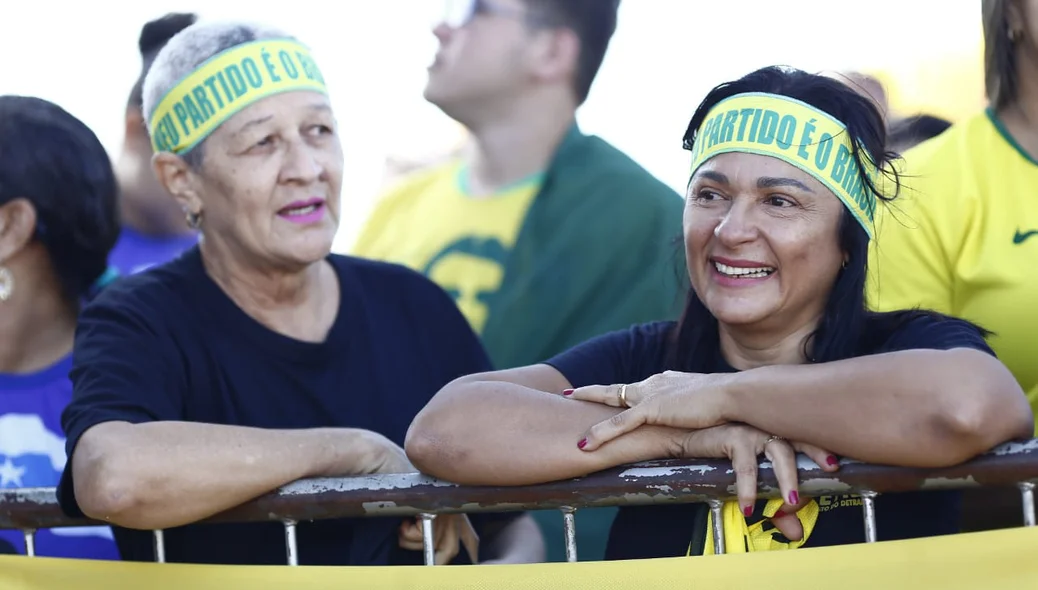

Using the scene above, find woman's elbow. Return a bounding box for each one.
[73,444,147,528]
[938,352,1034,455]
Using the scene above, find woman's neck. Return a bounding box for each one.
[997,52,1038,162]
[199,240,337,343]
[718,319,819,370]
[0,259,77,374]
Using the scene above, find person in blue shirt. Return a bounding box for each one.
[0,95,121,559]
[109,12,200,276]
[406,66,1035,558]
[58,20,543,566]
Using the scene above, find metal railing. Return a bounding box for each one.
[3,438,1038,565]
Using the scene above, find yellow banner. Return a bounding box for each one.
[3,527,1037,589]
[690,92,878,239]
[148,39,328,154]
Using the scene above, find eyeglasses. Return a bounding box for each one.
[442,0,528,28]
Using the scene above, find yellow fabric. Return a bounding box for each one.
[352,162,540,334]
[867,111,1038,429]
[697,499,819,555]
[149,39,328,154]
[690,92,878,238]
[3,527,1038,589]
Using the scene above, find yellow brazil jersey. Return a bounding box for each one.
[868,110,1038,425]
[352,161,541,334]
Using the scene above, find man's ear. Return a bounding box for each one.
[0,198,38,263]
[152,152,203,217]
[528,27,580,87]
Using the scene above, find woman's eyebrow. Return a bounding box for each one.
[757,176,814,193]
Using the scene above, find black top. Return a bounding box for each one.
[58,247,517,565]
[545,316,995,559]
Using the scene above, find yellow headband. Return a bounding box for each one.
[148,39,328,154]
[689,92,878,238]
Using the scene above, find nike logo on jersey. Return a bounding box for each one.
[1014,229,1038,244]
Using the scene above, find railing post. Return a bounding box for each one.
[22,528,36,557]
[420,513,436,566]
[283,519,299,566]
[560,506,578,563]
[708,499,725,554]
[1019,482,1036,527]
[152,529,166,563]
[860,491,878,543]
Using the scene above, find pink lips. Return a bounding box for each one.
[277,198,325,225]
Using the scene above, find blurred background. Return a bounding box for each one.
[0,0,983,253]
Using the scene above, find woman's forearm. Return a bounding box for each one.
[722,348,1033,466]
[72,421,391,529]
[406,378,685,485]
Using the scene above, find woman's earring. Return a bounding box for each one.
[0,266,13,302]
[186,210,202,230]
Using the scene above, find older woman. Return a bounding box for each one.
[0,96,120,559]
[57,21,542,566]
[406,66,1034,558]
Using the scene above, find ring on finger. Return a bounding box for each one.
[618,384,630,408]
[763,434,785,447]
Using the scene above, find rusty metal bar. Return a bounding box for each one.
[3,440,1038,531]
[23,528,35,557]
[1020,482,1036,527]
[860,491,878,543]
[560,507,577,562]
[420,513,436,566]
[283,519,298,566]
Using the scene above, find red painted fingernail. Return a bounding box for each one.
[773,509,788,518]
[577,438,588,449]
[789,491,799,504]
[743,504,753,517]
[562,389,574,396]
[826,455,838,466]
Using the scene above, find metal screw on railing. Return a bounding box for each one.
[283,519,299,566]
[560,506,578,563]
[22,528,36,557]
[860,491,878,543]
[1019,482,1036,527]
[420,513,436,566]
[152,529,166,563]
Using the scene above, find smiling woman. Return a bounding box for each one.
[54,20,541,566]
[405,65,1034,560]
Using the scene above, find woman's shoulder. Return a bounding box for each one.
[860,310,993,356]
[83,249,202,325]
[330,254,445,297]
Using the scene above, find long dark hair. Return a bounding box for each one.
[666,66,947,372]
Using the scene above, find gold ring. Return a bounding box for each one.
[763,434,785,447]
[618,384,630,408]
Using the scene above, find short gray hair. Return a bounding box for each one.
[142,20,295,167]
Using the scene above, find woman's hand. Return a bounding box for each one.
[670,424,840,542]
[564,371,731,449]
[398,514,480,564]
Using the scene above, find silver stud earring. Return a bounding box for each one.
[0,266,13,302]
[186,210,202,230]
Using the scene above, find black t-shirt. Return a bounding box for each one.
[58,247,516,565]
[545,315,995,559]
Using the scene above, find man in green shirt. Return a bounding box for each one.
[354,0,685,561]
